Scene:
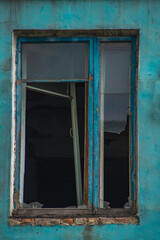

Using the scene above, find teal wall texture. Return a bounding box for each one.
[0,0,160,239]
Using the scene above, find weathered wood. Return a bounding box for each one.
[13,208,92,218]
[84,83,89,205]
[14,30,139,38]
[95,208,136,217]
[70,83,83,206]
[13,208,136,218]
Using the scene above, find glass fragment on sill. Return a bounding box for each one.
[123,197,131,209]
[78,205,88,209]
[21,202,43,208]
[65,206,76,208]
[123,202,130,209]
[103,201,111,209]
[65,205,88,209]
[100,199,111,209]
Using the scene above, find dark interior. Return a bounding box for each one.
[104,116,129,208]
[24,83,84,208]
[23,81,129,208]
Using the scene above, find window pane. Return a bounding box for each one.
[23,83,85,208]
[104,93,129,134]
[22,43,89,80]
[100,42,131,208]
[101,43,130,94]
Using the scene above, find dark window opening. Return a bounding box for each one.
[100,42,131,208]
[16,37,136,214]
[104,116,129,208]
[23,83,85,208]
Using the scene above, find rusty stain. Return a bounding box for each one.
[62,218,74,225]
[89,74,93,83]
[21,218,35,224]
[13,191,19,208]
[87,218,99,225]
[16,80,21,85]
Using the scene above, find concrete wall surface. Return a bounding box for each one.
[0,0,160,239]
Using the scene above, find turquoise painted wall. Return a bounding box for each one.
[0,0,160,239]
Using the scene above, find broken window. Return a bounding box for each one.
[19,41,89,208]
[14,36,137,216]
[100,42,131,208]
[23,83,85,208]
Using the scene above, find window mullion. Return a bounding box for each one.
[93,37,100,209]
[70,82,83,206]
[87,38,94,209]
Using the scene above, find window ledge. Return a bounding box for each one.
[9,209,139,226]
[9,216,139,226]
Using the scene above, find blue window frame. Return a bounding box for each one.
[13,36,137,215]
[94,37,137,210]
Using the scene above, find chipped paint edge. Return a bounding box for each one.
[10,32,17,214]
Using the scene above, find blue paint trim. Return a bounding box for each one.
[93,37,100,208]
[88,38,94,208]
[17,36,91,43]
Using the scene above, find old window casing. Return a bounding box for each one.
[13,36,137,216]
